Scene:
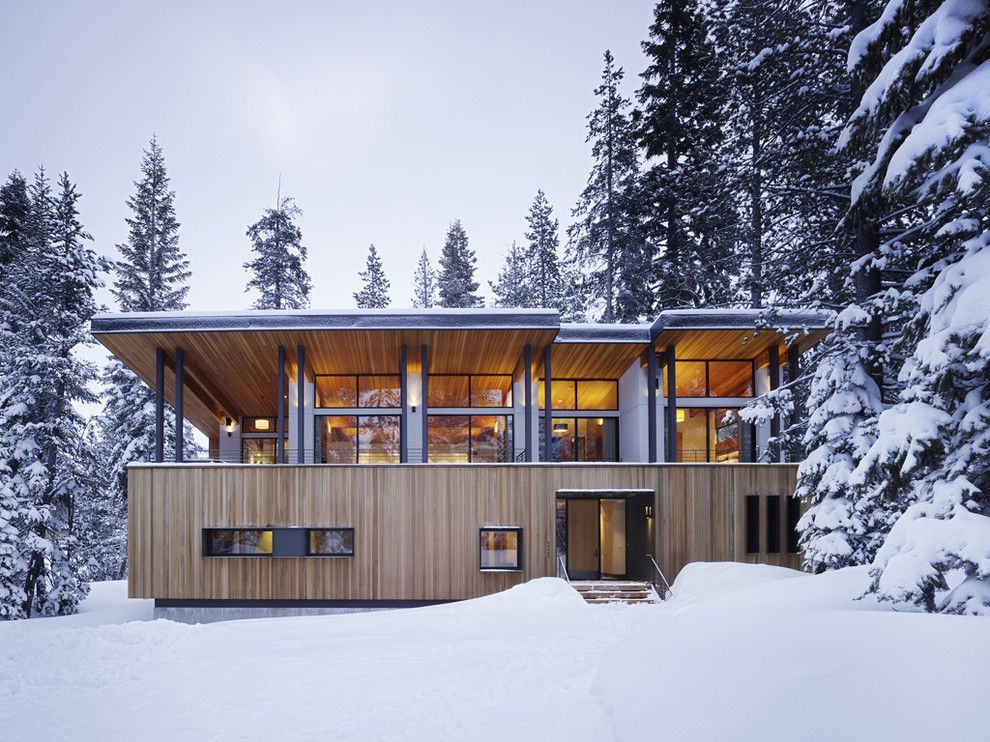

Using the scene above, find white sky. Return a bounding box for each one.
[1,1,653,310]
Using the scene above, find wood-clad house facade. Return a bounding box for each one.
[91,308,828,615]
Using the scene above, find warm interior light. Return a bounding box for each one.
[254,418,270,431]
[552,422,568,435]
[676,409,686,423]
[596,418,604,425]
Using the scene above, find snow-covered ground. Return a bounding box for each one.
[0,564,986,741]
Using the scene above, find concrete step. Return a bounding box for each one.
[570,581,660,605]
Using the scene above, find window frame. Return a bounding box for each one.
[313,413,402,464]
[305,527,356,558]
[674,407,743,463]
[540,415,620,462]
[313,373,403,409]
[427,373,514,409]
[666,359,756,399]
[537,378,620,411]
[202,528,274,557]
[479,526,523,572]
[426,414,514,463]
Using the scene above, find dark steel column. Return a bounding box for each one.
[768,343,781,462]
[524,344,533,462]
[665,345,677,462]
[647,348,658,463]
[296,345,305,464]
[420,344,429,463]
[543,344,552,462]
[785,343,801,463]
[277,345,286,464]
[400,344,408,463]
[154,347,165,463]
[174,347,185,463]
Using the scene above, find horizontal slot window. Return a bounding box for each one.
[480,527,522,571]
[315,375,400,408]
[428,374,513,408]
[307,528,355,557]
[204,529,272,556]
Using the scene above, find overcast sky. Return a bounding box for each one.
[1,1,653,310]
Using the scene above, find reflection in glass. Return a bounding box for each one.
[241,438,281,464]
[470,415,512,462]
[674,361,707,397]
[428,415,470,462]
[315,376,358,408]
[308,528,355,556]
[358,415,400,463]
[206,529,272,556]
[470,375,513,407]
[577,417,618,461]
[317,416,357,463]
[708,361,754,397]
[358,376,401,407]
[675,407,708,462]
[675,407,742,462]
[480,528,521,570]
[711,408,741,462]
[428,375,470,407]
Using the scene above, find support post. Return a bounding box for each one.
[420,344,429,463]
[296,345,305,464]
[277,345,286,464]
[768,344,781,462]
[524,344,533,462]
[154,347,165,463]
[400,344,408,463]
[174,347,185,463]
[665,345,677,462]
[647,348,658,463]
[785,343,800,463]
[543,344,552,462]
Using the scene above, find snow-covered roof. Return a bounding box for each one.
[555,323,652,344]
[650,308,832,336]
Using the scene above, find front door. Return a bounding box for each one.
[567,499,600,579]
[600,498,627,578]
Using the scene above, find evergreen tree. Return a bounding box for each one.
[839,0,990,613]
[94,139,196,580]
[636,0,729,310]
[570,51,649,323]
[244,194,310,310]
[411,248,437,308]
[0,169,103,618]
[490,241,532,308]
[524,190,561,309]
[353,244,391,308]
[437,220,482,308]
[0,171,30,280]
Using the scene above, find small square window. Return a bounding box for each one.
[480,527,522,571]
[307,528,355,557]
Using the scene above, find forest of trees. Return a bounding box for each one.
[1,0,988,616]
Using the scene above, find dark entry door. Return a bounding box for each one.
[567,499,600,579]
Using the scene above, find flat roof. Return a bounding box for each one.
[554,323,652,344]
[650,308,831,336]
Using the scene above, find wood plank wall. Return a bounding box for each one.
[128,463,800,601]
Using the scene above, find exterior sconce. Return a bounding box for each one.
[645,504,654,519]
[411,405,417,413]
[224,417,234,437]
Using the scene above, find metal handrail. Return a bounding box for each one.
[646,553,673,600]
[556,555,570,582]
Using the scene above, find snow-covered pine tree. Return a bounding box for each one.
[0,171,31,278]
[0,169,103,617]
[354,244,391,308]
[569,51,649,323]
[636,0,730,310]
[411,248,437,308]
[836,0,990,613]
[490,241,532,308]
[93,138,197,580]
[437,220,482,308]
[244,194,311,310]
[524,190,562,310]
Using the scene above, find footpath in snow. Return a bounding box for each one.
[0,563,986,741]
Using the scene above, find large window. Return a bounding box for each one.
[538,379,618,410]
[542,417,619,462]
[675,408,742,462]
[315,415,400,463]
[664,360,755,398]
[241,438,286,464]
[315,375,401,408]
[427,374,512,408]
[204,529,273,556]
[427,415,512,462]
[480,527,522,571]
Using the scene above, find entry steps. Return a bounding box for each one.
[570,580,661,605]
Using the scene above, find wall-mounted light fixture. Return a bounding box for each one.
[645,504,654,519]
[224,417,234,437]
[676,409,686,423]
[411,405,417,413]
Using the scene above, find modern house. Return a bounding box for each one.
[91,307,828,620]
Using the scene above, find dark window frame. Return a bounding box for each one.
[540,415,620,462]
[313,373,403,409]
[675,407,742,463]
[426,373,514,409]
[306,527,356,557]
[479,526,523,572]
[537,377,620,411]
[665,359,756,399]
[203,528,274,557]
[426,414,514,462]
[313,413,402,463]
